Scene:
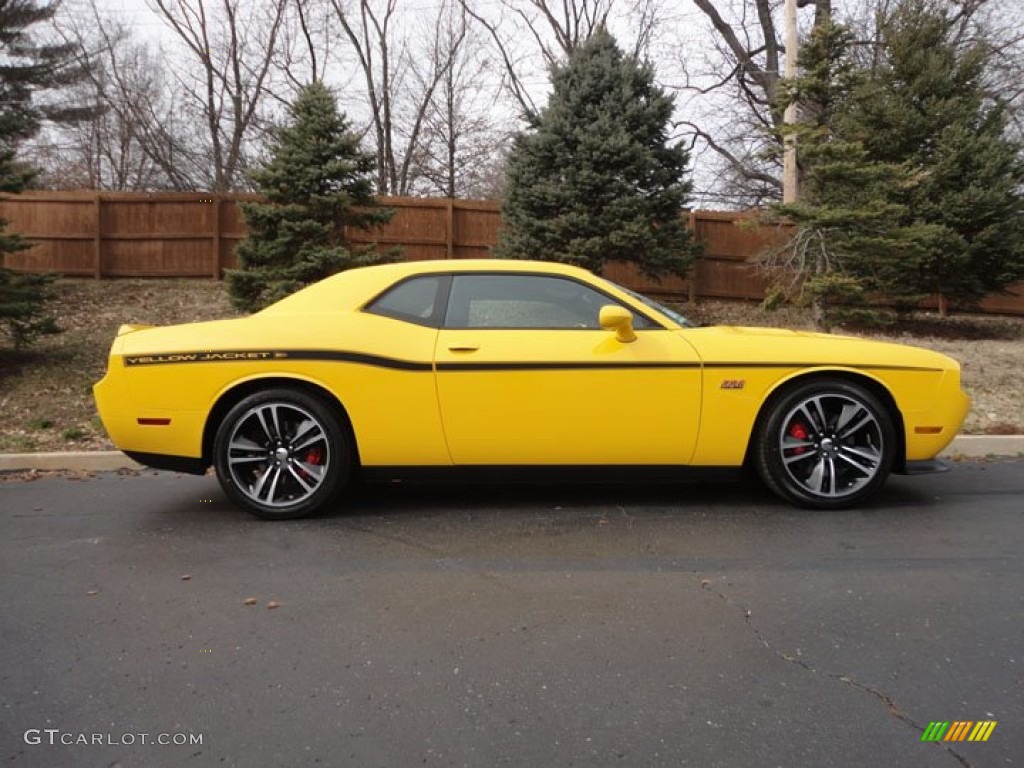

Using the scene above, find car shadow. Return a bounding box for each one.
[138,469,943,529]
[341,477,780,517]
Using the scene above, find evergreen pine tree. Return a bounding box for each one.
[496,27,699,278]
[847,0,1024,311]
[768,19,942,330]
[0,0,87,349]
[0,143,56,349]
[226,82,393,312]
[0,0,92,143]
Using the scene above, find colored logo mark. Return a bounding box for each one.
[921,721,997,742]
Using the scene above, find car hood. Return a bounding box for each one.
[680,325,960,371]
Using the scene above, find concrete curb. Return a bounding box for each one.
[937,435,1024,458]
[0,451,146,472]
[1,436,1022,473]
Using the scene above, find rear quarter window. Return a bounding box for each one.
[364,275,444,326]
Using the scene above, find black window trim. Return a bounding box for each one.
[360,270,668,331]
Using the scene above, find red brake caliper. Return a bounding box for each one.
[298,447,322,480]
[788,423,809,455]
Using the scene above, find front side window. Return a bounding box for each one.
[444,274,656,329]
[364,275,444,326]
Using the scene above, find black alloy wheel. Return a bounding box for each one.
[213,388,352,519]
[755,379,896,509]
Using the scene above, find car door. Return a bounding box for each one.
[433,272,702,465]
[345,273,451,466]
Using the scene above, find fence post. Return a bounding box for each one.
[93,193,103,279]
[687,210,698,303]
[446,198,454,259]
[212,195,222,279]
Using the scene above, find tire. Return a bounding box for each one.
[754,378,896,509]
[213,388,352,520]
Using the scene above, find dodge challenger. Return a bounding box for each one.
[93,259,970,519]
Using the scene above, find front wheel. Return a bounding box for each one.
[213,389,352,520]
[755,379,896,509]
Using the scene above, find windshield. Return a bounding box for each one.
[609,281,695,328]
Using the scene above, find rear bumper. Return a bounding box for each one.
[94,365,206,460]
[123,451,207,476]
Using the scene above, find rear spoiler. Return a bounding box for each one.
[117,323,155,336]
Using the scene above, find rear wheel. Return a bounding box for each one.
[213,389,351,519]
[755,379,896,509]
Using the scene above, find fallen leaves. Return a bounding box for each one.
[243,597,282,609]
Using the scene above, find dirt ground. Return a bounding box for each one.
[0,279,1019,453]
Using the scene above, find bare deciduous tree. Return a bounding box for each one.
[330,0,472,196]
[673,0,791,207]
[458,0,662,122]
[147,0,288,191]
[271,0,335,95]
[46,5,202,189]
[406,3,509,198]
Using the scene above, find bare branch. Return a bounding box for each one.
[146,0,288,191]
[457,0,540,121]
[676,119,782,193]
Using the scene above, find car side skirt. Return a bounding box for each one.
[118,454,947,482]
[120,452,743,484]
[359,465,742,485]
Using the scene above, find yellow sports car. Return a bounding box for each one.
[94,259,969,519]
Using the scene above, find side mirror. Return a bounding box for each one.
[599,305,637,343]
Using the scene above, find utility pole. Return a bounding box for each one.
[783,0,799,203]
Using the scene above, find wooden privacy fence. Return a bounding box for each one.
[0,192,503,280]
[2,190,1022,315]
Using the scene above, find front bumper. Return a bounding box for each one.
[894,459,951,476]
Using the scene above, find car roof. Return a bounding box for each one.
[352,258,594,278]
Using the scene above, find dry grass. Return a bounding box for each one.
[0,282,1020,454]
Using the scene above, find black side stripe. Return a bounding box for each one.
[435,361,700,371]
[283,350,432,371]
[702,362,944,372]
[438,362,943,373]
[123,349,431,371]
[121,349,944,374]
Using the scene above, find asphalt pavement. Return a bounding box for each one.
[1,462,1022,767]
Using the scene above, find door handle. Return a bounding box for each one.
[447,345,479,352]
